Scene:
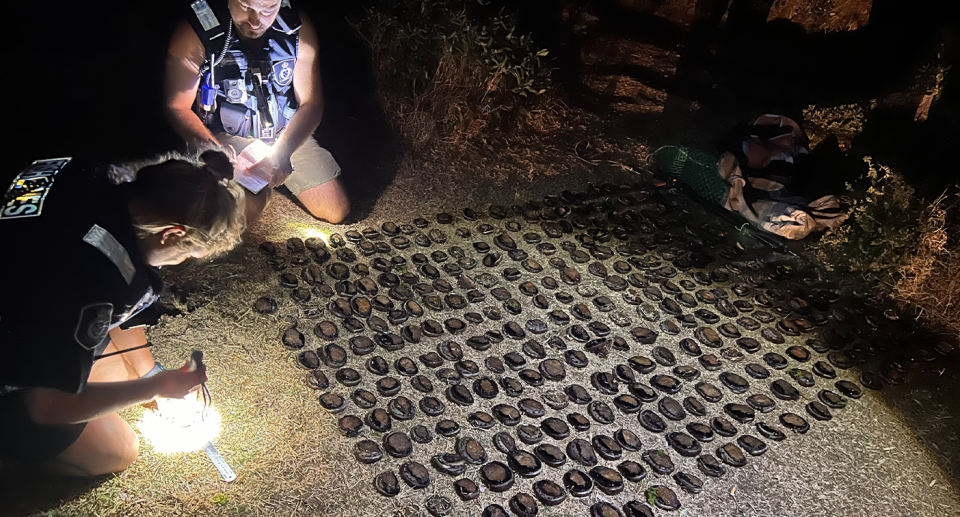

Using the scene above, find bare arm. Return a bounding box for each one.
[165,21,220,147]
[165,20,271,221]
[26,366,207,425]
[273,12,324,160]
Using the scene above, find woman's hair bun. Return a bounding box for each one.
[199,149,235,181]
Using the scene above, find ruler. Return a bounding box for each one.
[203,441,237,482]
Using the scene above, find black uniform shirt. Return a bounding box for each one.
[0,158,162,394]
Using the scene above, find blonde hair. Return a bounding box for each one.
[116,148,247,258]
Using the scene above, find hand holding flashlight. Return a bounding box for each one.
[152,354,208,399]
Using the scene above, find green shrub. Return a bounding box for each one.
[812,157,959,335]
[352,0,556,147]
[802,103,866,151]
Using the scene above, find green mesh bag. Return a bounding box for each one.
[653,146,728,205]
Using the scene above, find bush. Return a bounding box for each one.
[802,103,866,151]
[351,0,558,148]
[812,157,959,335]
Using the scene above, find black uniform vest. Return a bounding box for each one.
[186,0,301,141]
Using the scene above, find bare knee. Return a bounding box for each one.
[244,188,271,226]
[298,182,350,224]
[44,415,140,477]
[307,200,350,224]
[80,423,138,477]
[110,426,139,472]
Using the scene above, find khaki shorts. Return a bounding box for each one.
[215,133,342,196]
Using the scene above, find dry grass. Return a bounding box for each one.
[812,158,960,337]
[354,1,557,154]
[766,0,873,33]
[7,156,960,517]
[890,192,960,336]
[379,58,568,153]
[383,95,437,150]
[802,103,866,150]
[379,97,618,187]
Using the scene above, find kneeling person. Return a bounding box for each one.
[0,150,245,476]
[165,0,350,223]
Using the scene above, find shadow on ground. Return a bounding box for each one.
[306,7,401,223]
[878,354,960,482]
[0,470,110,516]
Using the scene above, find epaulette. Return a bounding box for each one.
[272,0,301,35]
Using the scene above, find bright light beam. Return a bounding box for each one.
[137,395,222,454]
[286,222,330,245]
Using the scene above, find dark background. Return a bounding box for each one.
[11,1,401,212]
[10,0,959,197]
[11,1,395,168]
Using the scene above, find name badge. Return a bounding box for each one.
[191,0,220,32]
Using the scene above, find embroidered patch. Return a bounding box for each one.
[1,158,71,220]
[273,59,295,87]
[75,303,113,351]
[83,224,137,285]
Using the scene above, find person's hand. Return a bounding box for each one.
[153,360,207,399]
[250,153,293,188]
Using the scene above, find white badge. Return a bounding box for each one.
[191,0,221,31]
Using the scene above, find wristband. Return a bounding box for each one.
[142,362,165,379]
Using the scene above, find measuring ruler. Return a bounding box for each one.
[203,441,237,482]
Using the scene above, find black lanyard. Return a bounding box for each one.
[93,342,155,360]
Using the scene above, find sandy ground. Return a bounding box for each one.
[4,150,958,517]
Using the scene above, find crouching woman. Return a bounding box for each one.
[0,149,245,476]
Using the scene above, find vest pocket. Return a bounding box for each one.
[220,102,252,136]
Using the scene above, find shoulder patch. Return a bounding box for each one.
[273,59,295,87]
[1,158,71,220]
[191,0,220,31]
[75,303,113,351]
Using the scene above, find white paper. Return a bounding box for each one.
[233,140,272,194]
[233,170,269,194]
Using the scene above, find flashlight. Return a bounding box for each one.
[188,350,205,372]
[200,54,217,113]
[248,71,274,130]
[138,349,234,481]
[184,349,236,482]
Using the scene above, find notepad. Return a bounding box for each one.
[233,139,272,194]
